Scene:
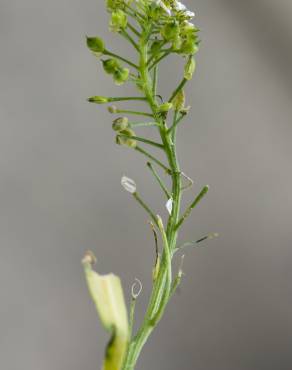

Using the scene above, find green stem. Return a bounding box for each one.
[169,78,188,103]
[133,192,158,226]
[127,22,141,38]
[121,30,140,51]
[149,51,171,70]
[122,27,183,370]
[111,109,154,118]
[135,146,171,174]
[104,50,139,69]
[109,96,147,102]
[118,134,164,149]
[175,185,209,231]
[147,162,171,199]
[167,112,185,135]
[152,65,158,96]
[128,121,158,128]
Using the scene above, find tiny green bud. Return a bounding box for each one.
[110,9,128,32]
[161,20,180,41]
[113,67,129,85]
[86,36,105,56]
[108,105,118,113]
[116,129,137,148]
[184,57,196,80]
[172,89,185,111]
[180,38,199,55]
[150,40,163,56]
[106,0,120,11]
[102,58,120,74]
[88,96,109,104]
[158,102,173,113]
[112,117,129,131]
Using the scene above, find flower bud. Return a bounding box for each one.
[102,58,120,74]
[150,40,163,56]
[180,38,199,55]
[116,129,137,148]
[113,67,129,85]
[112,117,129,131]
[110,9,128,32]
[86,36,105,56]
[108,105,118,113]
[158,102,173,113]
[172,89,185,111]
[88,96,109,104]
[161,20,180,41]
[184,57,196,80]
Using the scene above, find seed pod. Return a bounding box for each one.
[113,67,129,85]
[112,117,129,131]
[102,58,120,74]
[88,96,109,104]
[116,129,137,148]
[108,105,118,114]
[184,56,196,80]
[86,36,105,56]
[172,89,185,111]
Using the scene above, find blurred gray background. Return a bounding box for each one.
[1,0,292,369]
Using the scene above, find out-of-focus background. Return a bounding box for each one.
[1,0,292,369]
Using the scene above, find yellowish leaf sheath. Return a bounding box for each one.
[82,252,129,370]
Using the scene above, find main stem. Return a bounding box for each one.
[122,28,182,370]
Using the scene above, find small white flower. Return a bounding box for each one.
[121,176,137,194]
[166,198,173,215]
[174,1,195,18]
[154,0,172,16]
[174,1,187,11]
[185,10,195,18]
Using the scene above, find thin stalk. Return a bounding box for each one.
[133,192,158,226]
[111,109,154,118]
[118,134,164,149]
[135,146,171,174]
[167,112,185,135]
[108,96,147,102]
[175,185,209,231]
[149,51,171,70]
[121,30,140,52]
[128,121,158,128]
[127,22,141,38]
[104,50,139,69]
[169,78,188,103]
[129,298,137,340]
[152,65,158,96]
[147,162,171,199]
